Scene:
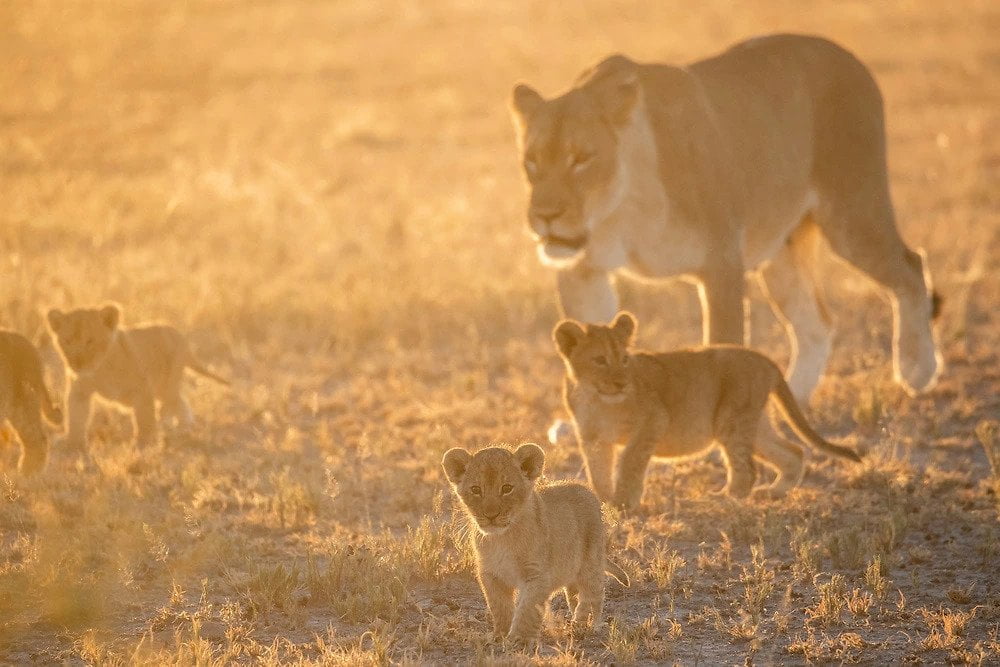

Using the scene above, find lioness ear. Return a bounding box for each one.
[553,319,585,358]
[100,303,120,330]
[442,448,472,485]
[510,83,545,129]
[514,443,545,481]
[584,55,640,125]
[46,309,64,331]
[611,311,636,344]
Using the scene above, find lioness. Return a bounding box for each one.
[554,312,861,508]
[511,34,941,403]
[0,331,62,474]
[46,304,229,450]
[442,443,628,645]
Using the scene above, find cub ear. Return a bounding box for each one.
[46,309,64,331]
[553,319,586,359]
[514,443,545,481]
[442,448,472,485]
[100,303,121,330]
[611,311,636,344]
[509,83,545,130]
[583,55,640,125]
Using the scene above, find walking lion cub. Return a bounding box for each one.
[46,304,229,451]
[555,312,861,509]
[442,443,628,645]
[0,331,62,474]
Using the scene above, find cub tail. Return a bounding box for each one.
[606,560,630,587]
[186,360,231,387]
[771,378,861,462]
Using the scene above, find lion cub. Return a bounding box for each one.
[442,444,628,645]
[46,304,229,450]
[0,331,63,474]
[555,312,862,509]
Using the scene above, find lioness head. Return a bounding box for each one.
[47,304,120,373]
[442,444,545,535]
[554,311,636,404]
[509,56,641,267]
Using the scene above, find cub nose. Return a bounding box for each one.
[483,508,502,521]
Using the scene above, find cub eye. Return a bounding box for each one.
[523,159,538,178]
[470,486,482,496]
[570,152,593,172]
[501,484,514,496]
[594,355,608,366]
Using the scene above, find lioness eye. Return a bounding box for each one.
[594,355,608,366]
[470,486,482,496]
[621,355,629,366]
[523,159,538,178]
[570,152,593,171]
[501,484,514,496]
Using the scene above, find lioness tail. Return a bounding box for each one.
[186,361,231,387]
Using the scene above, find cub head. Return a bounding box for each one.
[509,55,641,267]
[554,311,636,404]
[441,444,545,535]
[46,304,121,373]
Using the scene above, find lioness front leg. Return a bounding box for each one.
[557,263,617,324]
[697,262,746,345]
[479,572,514,639]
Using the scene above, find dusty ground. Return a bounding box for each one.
[1,0,999,664]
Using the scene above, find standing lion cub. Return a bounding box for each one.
[0,331,63,474]
[442,443,628,646]
[555,312,861,509]
[46,304,229,451]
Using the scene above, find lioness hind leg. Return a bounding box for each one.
[758,220,834,404]
[813,190,940,394]
[718,438,758,499]
[753,434,804,499]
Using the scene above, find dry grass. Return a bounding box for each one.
[1,0,999,663]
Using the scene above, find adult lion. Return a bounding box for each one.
[509,34,940,402]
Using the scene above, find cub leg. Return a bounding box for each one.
[564,585,579,617]
[507,578,551,645]
[612,426,657,510]
[577,433,615,503]
[758,221,835,404]
[130,392,159,449]
[12,406,48,475]
[161,362,193,428]
[63,382,93,451]
[752,435,805,499]
[479,572,514,639]
[717,428,759,499]
[696,260,746,345]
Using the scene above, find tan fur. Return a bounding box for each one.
[554,312,861,509]
[442,444,628,645]
[0,331,62,474]
[46,304,229,450]
[511,34,941,401]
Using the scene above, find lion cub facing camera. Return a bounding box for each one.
[0,331,63,474]
[47,304,229,450]
[555,312,862,509]
[442,444,628,645]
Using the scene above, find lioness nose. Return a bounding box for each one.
[532,207,565,224]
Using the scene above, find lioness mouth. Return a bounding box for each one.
[542,233,587,250]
